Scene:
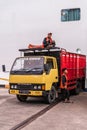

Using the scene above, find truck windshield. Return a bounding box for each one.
[11,57,44,75]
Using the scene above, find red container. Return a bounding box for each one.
[60,50,86,88]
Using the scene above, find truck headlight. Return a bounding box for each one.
[11,85,14,89]
[33,85,42,90]
[38,85,41,89]
[11,85,17,89]
[14,85,17,89]
[33,85,44,90]
[34,85,37,89]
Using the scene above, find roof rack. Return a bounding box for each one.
[19,47,61,53]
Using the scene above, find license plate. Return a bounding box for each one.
[19,90,29,94]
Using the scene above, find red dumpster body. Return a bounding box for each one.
[60,50,86,90]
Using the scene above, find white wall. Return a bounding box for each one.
[0,0,87,71]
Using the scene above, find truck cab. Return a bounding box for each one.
[9,55,58,103]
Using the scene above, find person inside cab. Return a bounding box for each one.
[43,33,56,48]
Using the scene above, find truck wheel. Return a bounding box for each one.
[45,86,56,104]
[74,81,81,95]
[16,95,28,102]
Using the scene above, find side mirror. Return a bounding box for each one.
[2,65,6,72]
[44,64,49,72]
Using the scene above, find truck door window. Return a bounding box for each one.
[46,59,54,69]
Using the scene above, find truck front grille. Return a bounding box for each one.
[18,84,33,90]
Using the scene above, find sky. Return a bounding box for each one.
[0,0,87,71]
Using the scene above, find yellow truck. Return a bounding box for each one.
[9,47,86,103]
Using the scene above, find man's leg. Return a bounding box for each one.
[66,89,70,101]
[61,89,66,101]
[66,90,74,103]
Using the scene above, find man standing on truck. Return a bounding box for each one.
[61,68,71,103]
[43,33,55,48]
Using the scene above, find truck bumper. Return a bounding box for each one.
[9,89,44,96]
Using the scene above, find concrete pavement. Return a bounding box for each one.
[22,92,87,130]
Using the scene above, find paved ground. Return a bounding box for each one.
[0,82,87,130]
[0,88,48,130]
[22,92,87,130]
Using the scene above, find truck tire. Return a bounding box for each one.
[74,81,81,95]
[16,95,28,102]
[45,86,56,104]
